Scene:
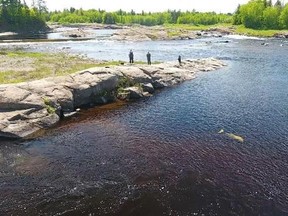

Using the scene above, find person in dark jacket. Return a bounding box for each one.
[146,52,151,65]
[178,55,182,65]
[129,50,134,63]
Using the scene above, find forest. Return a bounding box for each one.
[48,9,232,26]
[0,0,47,32]
[1,0,288,33]
[234,0,288,29]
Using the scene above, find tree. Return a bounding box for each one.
[267,0,272,7]
[240,0,265,29]
[279,3,288,28]
[233,4,242,25]
[102,12,116,24]
[69,7,75,13]
[36,0,47,14]
[45,7,232,27]
[0,0,46,32]
[263,6,280,29]
[274,0,283,8]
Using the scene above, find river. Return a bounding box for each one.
[0,30,288,215]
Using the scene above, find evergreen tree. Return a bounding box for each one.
[102,12,116,24]
[233,4,242,25]
[0,0,47,32]
[267,0,272,7]
[274,0,283,8]
[36,0,47,14]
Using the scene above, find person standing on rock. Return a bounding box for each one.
[146,52,151,65]
[178,55,182,66]
[129,50,134,63]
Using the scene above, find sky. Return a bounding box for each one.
[25,0,287,13]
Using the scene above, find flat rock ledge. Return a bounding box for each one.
[0,58,226,139]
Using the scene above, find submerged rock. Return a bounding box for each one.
[0,58,226,139]
[218,129,244,143]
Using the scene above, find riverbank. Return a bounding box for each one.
[47,23,288,40]
[0,58,226,139]
[2,23,287,42]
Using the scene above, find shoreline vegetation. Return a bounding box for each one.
[1,23,288,43]
[49,23,287,38]
[1,1,288,38]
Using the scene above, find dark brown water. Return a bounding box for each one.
[1,37,288,215]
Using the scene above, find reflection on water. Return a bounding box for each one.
[1,36,288,215]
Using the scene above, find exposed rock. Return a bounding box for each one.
[69,72,118,107]
[0,86,45,111]
[120,86,144,100]
[110,26,233,41]
[273,32,288,38]
[0,58,226,139]
[142,83,154,94]
[115,66,153,84]
[111,29,152,41]
[61,28,92,38]
[0,109,59,139]
[69,34,81,38]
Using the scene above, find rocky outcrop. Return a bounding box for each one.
[110,26,199,41]
[118,86,145,100]
[110,26,234,41]
[0,58,226,139]
[273,32,288,38]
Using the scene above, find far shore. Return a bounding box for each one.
[1,23,288,41]
[47,23,288,39]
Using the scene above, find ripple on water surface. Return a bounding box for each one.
[1,37,288,215]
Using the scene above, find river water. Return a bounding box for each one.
[0,31,288,215]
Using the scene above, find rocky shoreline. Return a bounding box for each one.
[49,24,288,41]
[46,24,234,41]
[0,58,226,139]
[2,24,288,42]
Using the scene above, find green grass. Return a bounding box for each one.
[164,23,288,38]
[0,50,125,84]
[0,49,162,84]
[93,60,125,67]
[6,51,44,58]
[164,23,232,31]
[234,25,288,37]
[0,71,26,84]
[43,97,57,114]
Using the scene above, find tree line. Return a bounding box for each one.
[1,0,288,33]
[47,9,232,26]
[0,0,47,32]
[233,0,288,29]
